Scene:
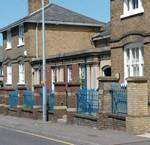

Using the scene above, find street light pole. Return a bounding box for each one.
[42,0,47,121]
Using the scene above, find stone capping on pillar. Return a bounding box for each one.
[34,84,42,89]
[127,76,148,83]
[54,82,66,86]
[67,82,80,87]
[17,84,27,90]
[98,76,119,82]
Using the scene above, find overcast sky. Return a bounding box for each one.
[0,0,110,45]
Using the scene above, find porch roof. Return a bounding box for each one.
[31,47,110,64]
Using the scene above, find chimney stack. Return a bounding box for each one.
[28,0,49,14]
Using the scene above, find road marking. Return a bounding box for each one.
[138,133,150,138]
[0,125,74,145]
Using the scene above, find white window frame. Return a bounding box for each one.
[51,68,56,92]
[6,30,12,50]
[18,64,25,84]
[121,0,144,19]
[67,65,72,83]
[6,65,12,85]
[18,24,24,47]
[33,69,40,85]
[56,67,64,82]
[124,43,144,81]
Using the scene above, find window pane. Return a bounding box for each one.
[132,0,138,9]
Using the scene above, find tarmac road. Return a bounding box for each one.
[0,126,74,145]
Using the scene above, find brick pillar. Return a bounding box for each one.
[17,85,27,117]
[33,85,42,119]
[54,82,67,121]
[98,77,119,129]
[72,64,79,82]
[126,77,150,134]
[0,87,14,115]
[67,82,80,124]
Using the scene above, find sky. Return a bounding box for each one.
[0,0,110,45]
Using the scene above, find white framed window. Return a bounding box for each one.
[56,67,64,82]
[67,65,72,83]
[124,43,144,81]
[18,25,24,46]
[6,30,12,49]
[87,65,99,90]
[79,64,99,89]
[121,0,144,19]
[6,65,12,84]
[18,64,25,84]
[51,68,56,92]
[33,69,40,85]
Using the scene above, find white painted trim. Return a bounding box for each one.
[121,0,144,19]
[121,7,144,19]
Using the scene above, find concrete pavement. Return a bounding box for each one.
[0,115,149,145]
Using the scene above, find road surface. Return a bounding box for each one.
[0,126,74,145]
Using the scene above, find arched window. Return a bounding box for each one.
[102,65,111,77]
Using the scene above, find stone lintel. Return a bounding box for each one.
[54,106,67,110]
[127,77,147,83]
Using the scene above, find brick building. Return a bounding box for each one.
[0,0,111,92]
[111,0,150,85]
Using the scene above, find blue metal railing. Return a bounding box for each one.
[9,90,18,109]
[77,89,99,116]
[23,90,34,110]
[111,83,127,116]
[40,89,55,111]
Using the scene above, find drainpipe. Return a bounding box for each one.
[35,23,39,58]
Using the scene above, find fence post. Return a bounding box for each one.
[126,77,150,134]
[17,85,27,117]
[98,77,119,129]
[54,82,67,122]
[67,82,80,124]
[2,87,14,115]
[33,85,42,119]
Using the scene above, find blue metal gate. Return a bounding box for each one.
[23,90,34,110]
[77,89,99,116]
[9,90,18,109]
[111,83,127,116]
[40,89,55,111]
[48,92,55,111]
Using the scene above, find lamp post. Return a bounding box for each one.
[42,0,47,121]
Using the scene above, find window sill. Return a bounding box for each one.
[120,8,144,19]
[5,83,12,86]
[17,83,25,85]
[17,44,24,48]
[5,47,12,50]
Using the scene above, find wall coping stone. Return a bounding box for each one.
[75,114,98,121]
[98,76,119,82]
[67,82,80,87]
[67,108,76,112]
[127,77,147,83]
